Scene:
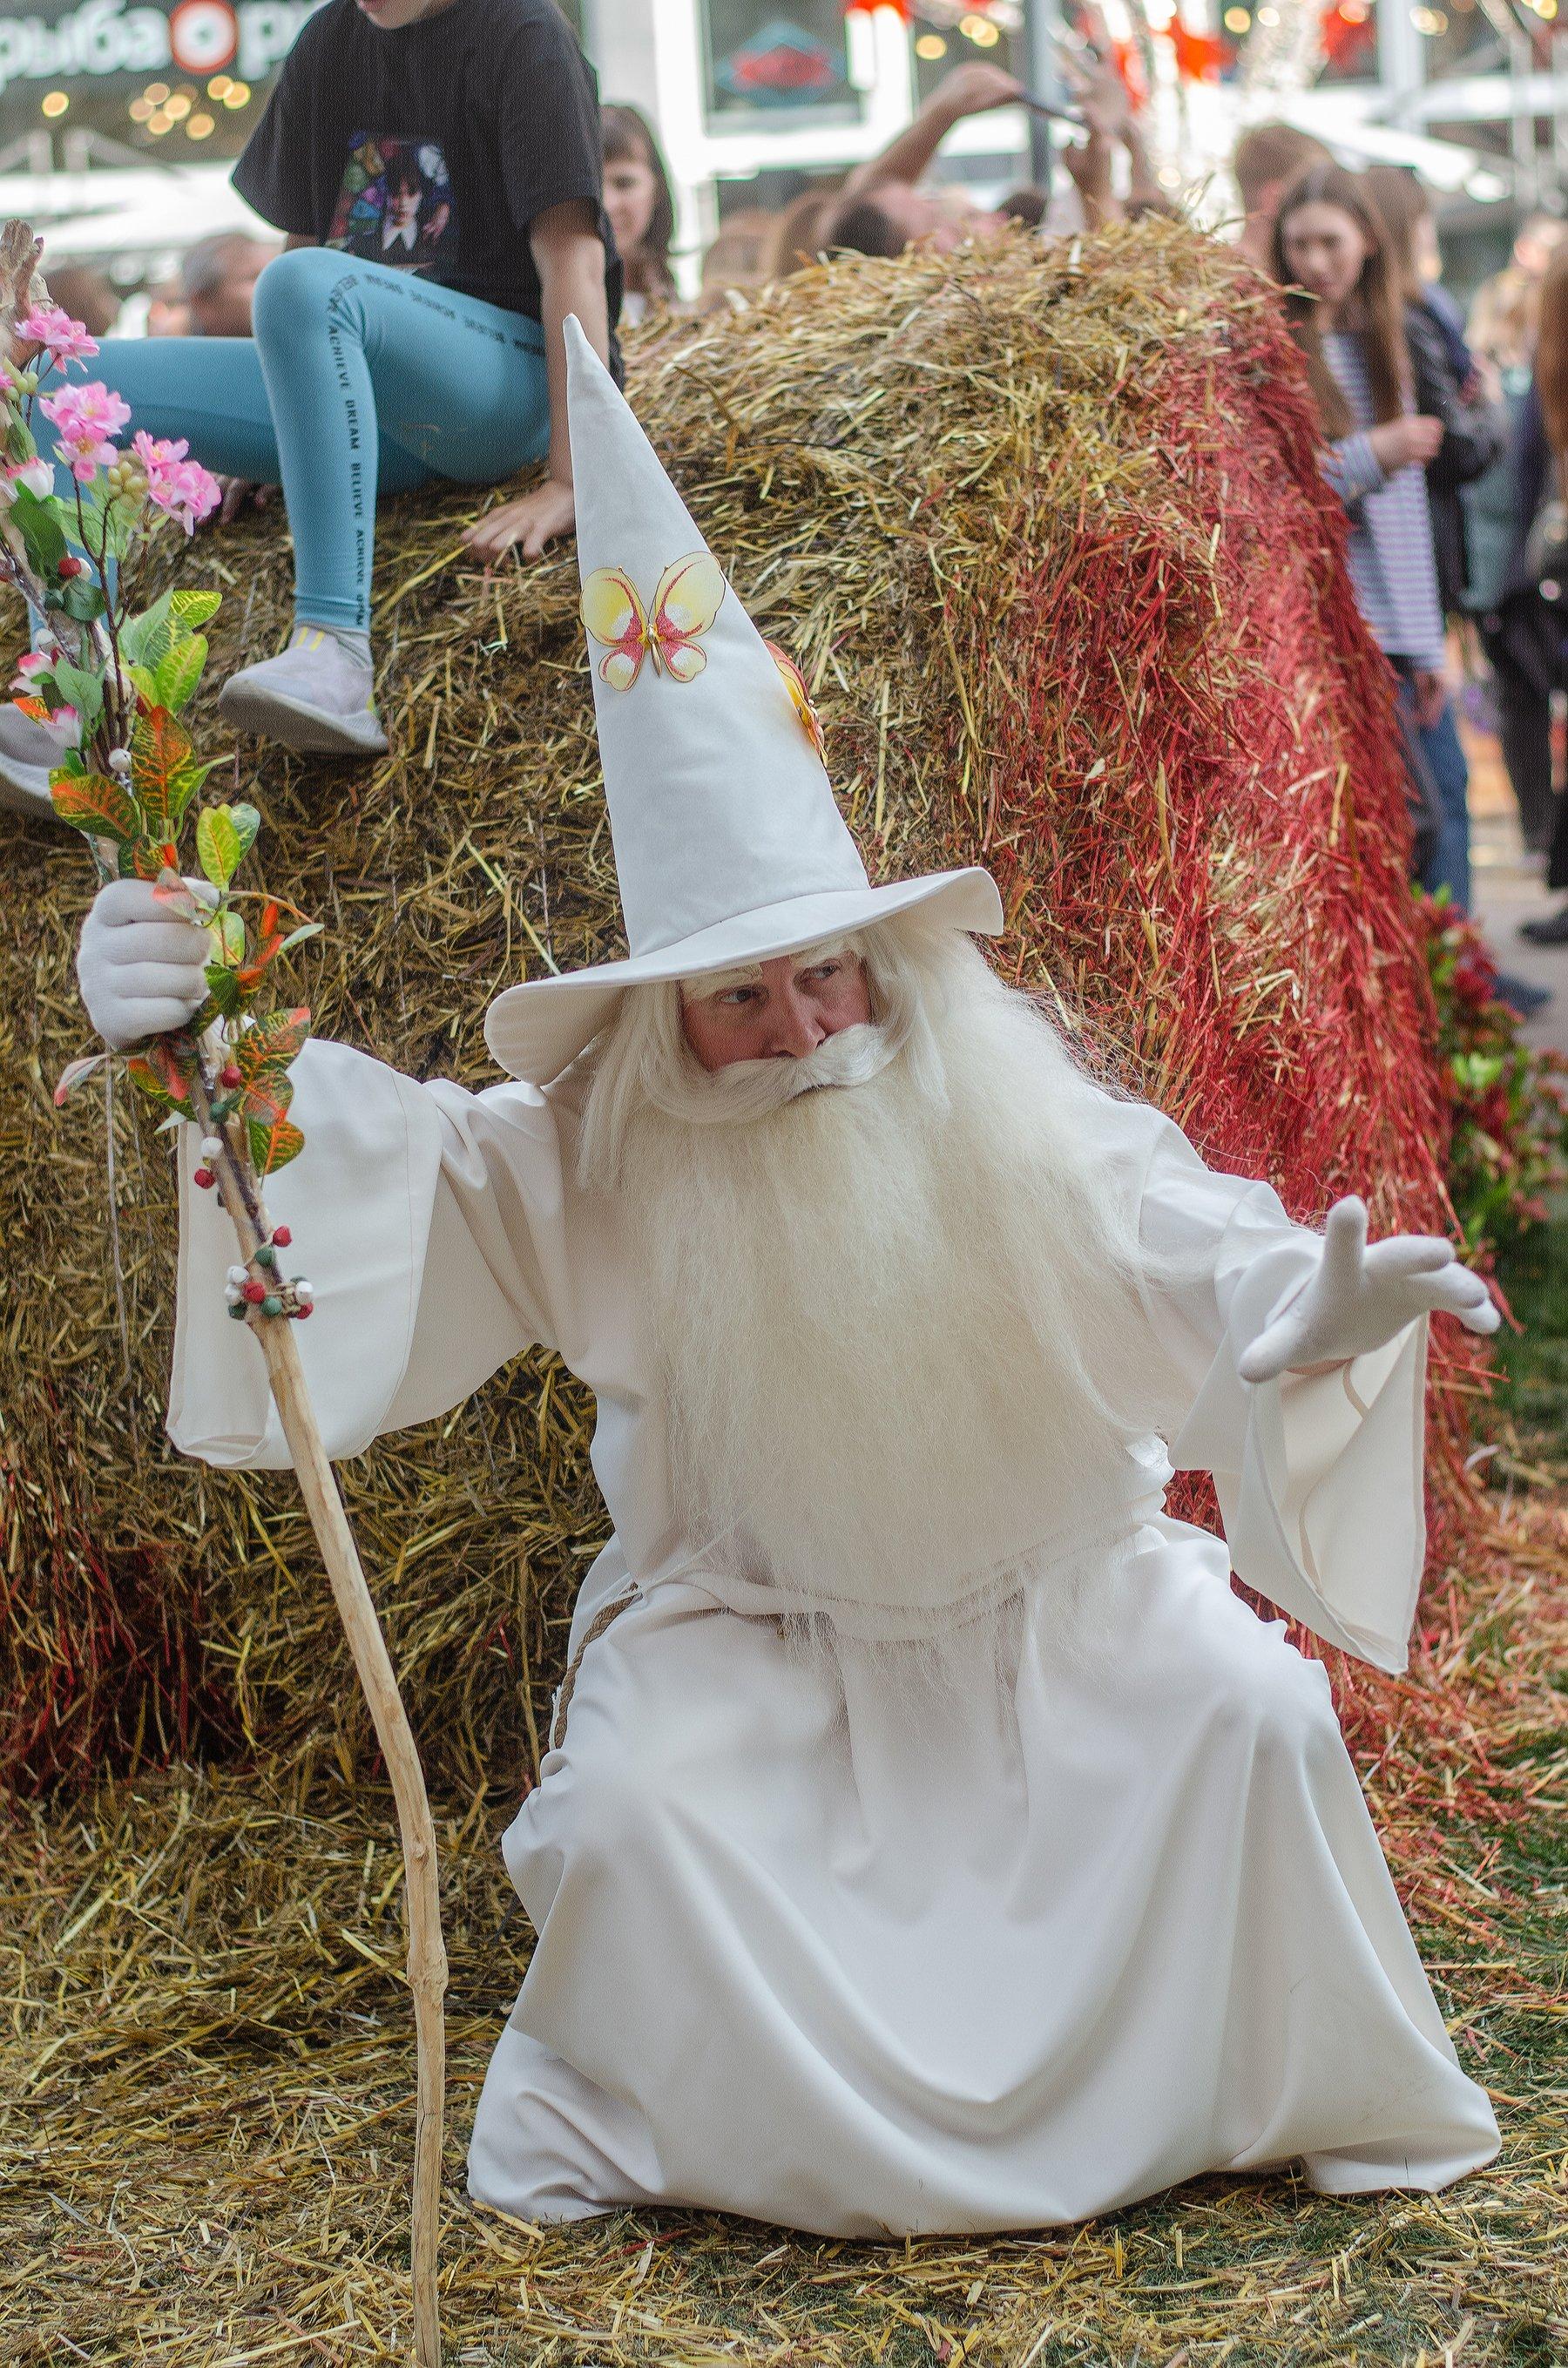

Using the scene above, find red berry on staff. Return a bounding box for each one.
[220,1064,243,1089]
[193,1166,214,1190]
[271,1225,292,1248]
[241,1280,267,1305]
[57,556,84,579]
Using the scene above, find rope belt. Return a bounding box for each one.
[548,1591,637,1755]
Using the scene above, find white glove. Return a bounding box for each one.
[1237,1196,1499,1384]
[77,877,211,1050]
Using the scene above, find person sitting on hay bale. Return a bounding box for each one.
[76,322,1504,2236]
[0,0,618,810]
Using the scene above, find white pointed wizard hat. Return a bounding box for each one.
[483,316,1002,1086]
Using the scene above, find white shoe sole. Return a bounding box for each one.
[218,676,389,758]
[0,753,61,822]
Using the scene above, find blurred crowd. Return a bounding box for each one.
[27,6,1568,987]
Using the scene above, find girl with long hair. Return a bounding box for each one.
[1360,164,1504,911]
[602,104,678,323]
[1273,164,1447,880]
[1516,245,1568,943]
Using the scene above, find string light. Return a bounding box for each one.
[187,111,215,138]
[207,74,233,98]
[40,91,68,118]
[165,91,193,120]
[1223,8,1250,30]
[223,80,252,107]
[916,33,948,56]
[147,111,172,135]
[145,82,169,102]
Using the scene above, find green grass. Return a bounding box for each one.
[1491,1205,1568,1478]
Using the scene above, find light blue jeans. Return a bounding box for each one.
[1417,695,1473,913]
[47,248,551,634]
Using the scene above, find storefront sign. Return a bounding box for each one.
[714,17,844,105]
[0,0,320,100]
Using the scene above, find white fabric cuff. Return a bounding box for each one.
[1173,1242,1428,1674]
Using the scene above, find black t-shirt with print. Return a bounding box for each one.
[233,0,622,329]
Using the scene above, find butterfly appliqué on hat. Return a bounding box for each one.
[581,553,727,690]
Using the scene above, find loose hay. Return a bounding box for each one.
[2,224,1564,2363]
[3,1484,1562,2361]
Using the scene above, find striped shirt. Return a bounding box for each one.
[1320,330,1446,671]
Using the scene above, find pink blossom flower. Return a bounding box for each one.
[144,452,221,533]
[132,429,190,471]
[12,651,51,690]
[17,305,98,365]
[39,379,131,483]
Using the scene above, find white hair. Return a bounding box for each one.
[576,917,950,1190]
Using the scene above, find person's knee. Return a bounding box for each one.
[252,244,347,341]
[1233,1636,1338,1766]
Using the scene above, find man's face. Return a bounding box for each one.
[680,951,872,1072]
[190,240,272,339]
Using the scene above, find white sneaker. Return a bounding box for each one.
[0,704,63,821]
[218,627,388,757]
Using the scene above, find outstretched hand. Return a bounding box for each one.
[1237,1197,1498,1385]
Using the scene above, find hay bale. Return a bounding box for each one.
[0,224,1477,1792]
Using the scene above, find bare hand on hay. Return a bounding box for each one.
[462,476,577,567]
[209,476,276,528]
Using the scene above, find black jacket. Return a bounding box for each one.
[1405,296,1505,613]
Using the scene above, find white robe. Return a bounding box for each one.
[170,1042,1499,2234]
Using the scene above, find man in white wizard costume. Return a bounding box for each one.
[78,321,1503,2233]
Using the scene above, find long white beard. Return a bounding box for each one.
[616,949,1159,1647]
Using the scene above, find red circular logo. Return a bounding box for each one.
[168,0,239,74]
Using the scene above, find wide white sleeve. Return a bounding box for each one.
[167,1039,573,1472]
[1136,1118,1429,1675]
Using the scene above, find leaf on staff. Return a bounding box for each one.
[10,484,66,578]
[237,1005,312,1082]
[125,836,179,882]
[171,587,222,633]
[51,658,104,739]
[126,1034,197,1108]
[216,907,245,964]
[203,962,243,1019]
[132,704,211,835]
[152,633,208,716]
[53,1052,108,1106]
[197,804,242,890]
[58,578,106,624]
[50,770,141,843]
[247,1106,306,1176]
[152,868,214,924]
[279,921,324,954]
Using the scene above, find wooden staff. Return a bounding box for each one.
[190,1061,449,2365]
